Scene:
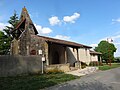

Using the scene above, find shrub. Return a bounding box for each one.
[81,62,87,69]
[89,61,102,66]
[45,68,63,74]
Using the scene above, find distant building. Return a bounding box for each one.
[90,50,102,62]
[10,7,101,72]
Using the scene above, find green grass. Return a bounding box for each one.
[99,63,120,70]
[0,73,80,90]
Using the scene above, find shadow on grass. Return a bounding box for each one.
[0,73,79,90]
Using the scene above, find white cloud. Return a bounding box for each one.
[35,24,52,35]
[53,35,71,41]
[49,12,80,26]
[90,44,98,47]
[89,44,98,50]
[41,27,52,34]
[0,22,10,31]
[49,16,60,26]
[63,13,80,23]
[0,23,52,35]
[114,44,120,57]
[112,18,120,24]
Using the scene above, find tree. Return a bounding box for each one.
[95,40,116,64]
[4,11,19,38]
[0,11,19,55]
[0,31,6,54]
[114,57,120,63]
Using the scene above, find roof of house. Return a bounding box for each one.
[31,35,92,48]
[90,50,102,55]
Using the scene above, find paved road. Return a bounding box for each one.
[45,67,120,90]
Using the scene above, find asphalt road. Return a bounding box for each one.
[45,67,120,90]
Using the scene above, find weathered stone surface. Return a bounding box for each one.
[0,55,42,77]
[46,63,70,72]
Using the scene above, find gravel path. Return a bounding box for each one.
[44,67,120,90]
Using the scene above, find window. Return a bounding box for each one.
[30,50,36,55]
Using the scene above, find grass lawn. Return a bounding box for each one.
[99,63,120,71]
[0,73,80,90]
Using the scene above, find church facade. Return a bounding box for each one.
[10,7,101,72]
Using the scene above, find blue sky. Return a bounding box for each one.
[0,0,120,57]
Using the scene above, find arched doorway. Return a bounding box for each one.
[52,51,59,64]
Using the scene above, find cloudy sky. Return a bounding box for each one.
[0,0,120,57]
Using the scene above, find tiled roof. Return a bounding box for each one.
[31,35,92,48]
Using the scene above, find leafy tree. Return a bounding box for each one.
[0,11,19,55]
[95,40,116,64]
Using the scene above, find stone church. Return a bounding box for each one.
[10,7,101,72]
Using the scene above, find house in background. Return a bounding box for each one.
[10,7,101,72]
[90,50,102,64]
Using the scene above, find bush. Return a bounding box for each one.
[45,68,63,74]
[99,61,103,66]
[89,61,102,66]
[81,62,87,69]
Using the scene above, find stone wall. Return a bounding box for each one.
[30,35,46,55]
[19,29,31,55]
[10,39,19,55]
[0,55,42,77]
[46,63,70,72]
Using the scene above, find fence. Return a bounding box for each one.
[0,55,42,77]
